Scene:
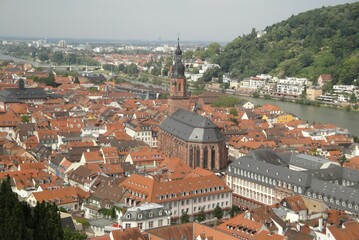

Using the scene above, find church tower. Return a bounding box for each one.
[168,38,191,115]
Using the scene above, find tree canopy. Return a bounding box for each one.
[180,211,190,223]
[0,176,85,240]
[212,205,223,220]
[214,2,359,84]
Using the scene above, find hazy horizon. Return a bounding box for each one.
[0,0,357,42]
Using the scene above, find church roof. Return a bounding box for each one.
[0,88,47,103]
[160,108,224,143]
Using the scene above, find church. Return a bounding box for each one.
[158,40,228,171]
[0,79,47,104]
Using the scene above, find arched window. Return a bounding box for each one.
[196,146,200,168]
[211,147,215,169]
[203,146,208,169]
[189,146,194,168]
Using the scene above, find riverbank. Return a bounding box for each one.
[225,89,359,112]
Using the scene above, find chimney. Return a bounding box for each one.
[318,218,323,232]
[296,224,301,232]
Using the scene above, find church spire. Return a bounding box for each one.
[175,37,182,56]
[172,38,184,79]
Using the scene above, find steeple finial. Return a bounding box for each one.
[175,34,182,56]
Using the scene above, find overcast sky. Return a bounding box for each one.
[0,0,356,42]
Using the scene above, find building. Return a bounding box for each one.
[26,186,89,211]
[120,172,232,223]
[125,147,164,169]
[306,86,323,101]
[167,39,191,115]
[119,203,171,231]
[124,119,156,147]
[0,79,48,105]
[0,111,21,138]
[249,77,267,89]
[158,108,228,171]
[318,74,332,88]
[58,40,66,48]
[225,149,359,218]
[276,77,308,97]
[333,85,357,94]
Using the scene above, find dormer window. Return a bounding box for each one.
[149,212,153,217]
[126,214,131,219]
[138,214,142,219]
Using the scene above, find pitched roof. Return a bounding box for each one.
[327,222,359,240]
[160,108,224,143]
[111,228,146,240]
[121,173,231,204]
[216,212,265,239]
[30,186,90,204]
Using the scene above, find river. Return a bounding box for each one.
[238,96,359,136]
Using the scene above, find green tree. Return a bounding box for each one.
[63,227,87,240]
[212,96,242,107]
[51,51,64,64]
[322,81,333,93]
[339,56,359,85]
[103,64,115,71]
[338,155,348,166]
[229,108,238,116]
[229,118,239,124]
[118,64,125,72]
[38,51,49,62]
[228,205,241,218]
[124,63,139,75]
[202,67,222,82]
[195,210,206,222]
[151,66,161,76]
[349,93,357,103]
[21,115,30,123]
[158,93,169,99]
[74,76,80,84]
[205,42,221,61]
[33,202,63,240]
[212,205,223,220]
[183,50,194,60]
[180,211,190,223]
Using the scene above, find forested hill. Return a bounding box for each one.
[215,2,358,85]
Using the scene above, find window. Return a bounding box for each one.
[158,220,163,227]
[125,223,131,228]
[137,223,143,229]
[148,221,153,228]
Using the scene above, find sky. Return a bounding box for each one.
[0,0,357,42]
